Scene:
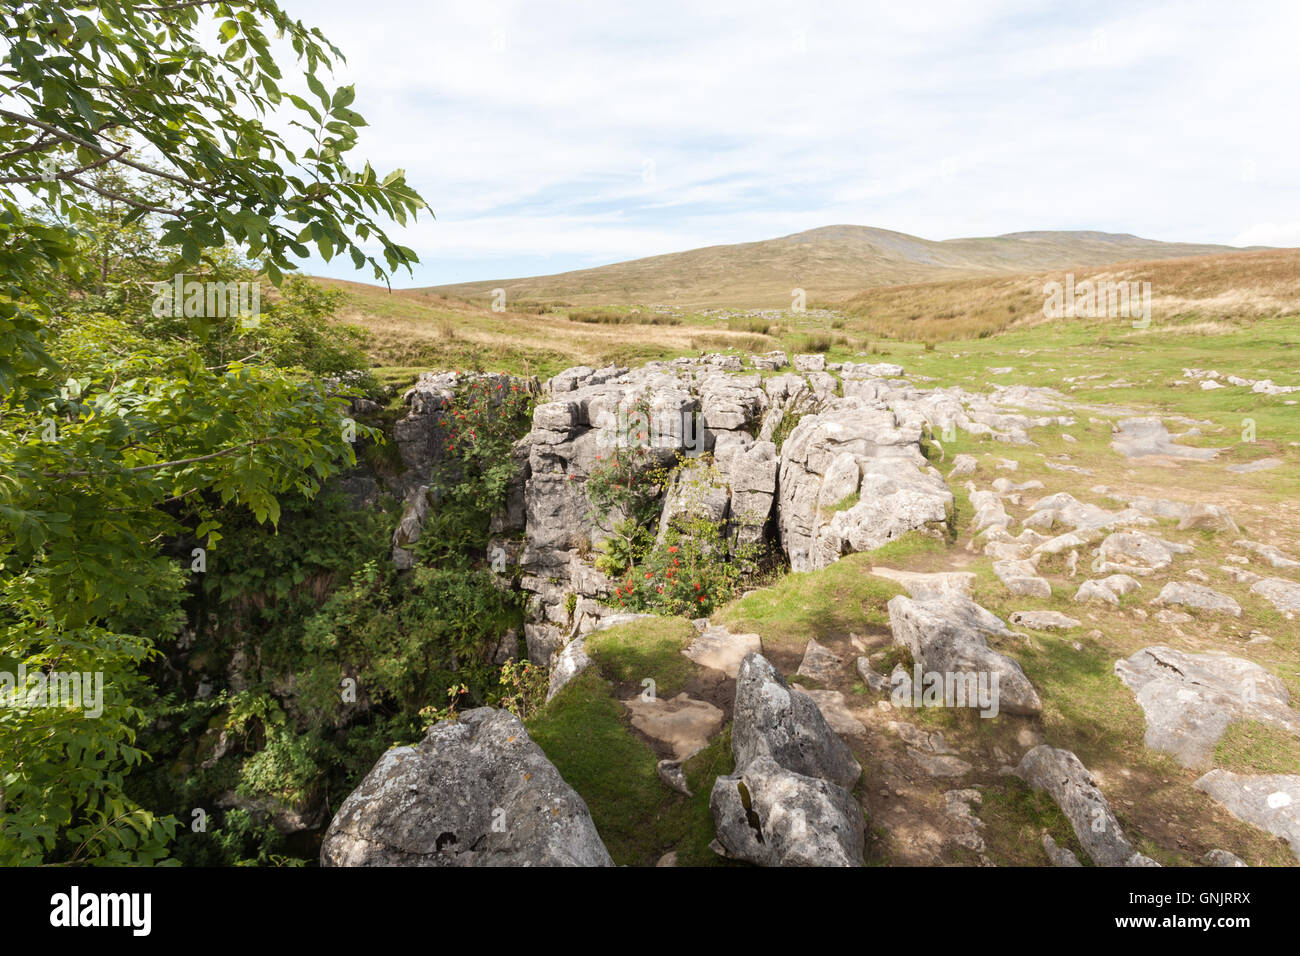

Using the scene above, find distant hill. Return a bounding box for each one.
[419,225,1265,308]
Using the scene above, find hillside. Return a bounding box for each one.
[416,225,1263,309]
[312,248,1300,386]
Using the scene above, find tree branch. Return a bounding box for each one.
[0,109,208,192]
[48,438,273,478]
[64,175,183,216]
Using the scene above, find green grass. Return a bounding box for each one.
[1213,720,1300,776]
[584,616,698,698]
[525,669,734,866]
[821,492,859,514]
[715,552,903,662]
[976,779,1089,866]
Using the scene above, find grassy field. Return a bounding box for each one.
[314,248,1300,401]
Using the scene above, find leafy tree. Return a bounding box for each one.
[0,0,425,864]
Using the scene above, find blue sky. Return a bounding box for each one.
[290,0,1300,287]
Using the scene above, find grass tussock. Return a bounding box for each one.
[568,308,682,326]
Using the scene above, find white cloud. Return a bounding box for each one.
[1231,223,1300,248]
[279,0,1300,285]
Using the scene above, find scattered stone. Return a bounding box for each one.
[657,759,692,797]
[751,350,789,371]
[1236,540,1300,569]
[1093,531,1192,577]
[1009,610,1082,631]
[1153,581,1242,617]
[887,594,1042,716]
[804,690,867,737]
[1226,458,1282,474]
[909,750,973,777]
[856,656,887,693]
[1177,504,1239,534]
[1251,577,1300,614]
[1042,833,1083,867]
[1112,417,1219,460]
[1201,849,1247,867]
[950,454,978,477]
[944,789,987,854]
[994,559,1052,599]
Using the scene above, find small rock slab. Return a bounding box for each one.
[856,656,887,692]
[1009,610,1081,631]
[1236,540,1300,570]
[683,625,762,678]
[623,692,725,761]
[1016,745,1158,867]
[1042,833,1083,867]
[1226,458,1282,474]
[1153,581,1242,617]
[869,566,976,598]
[994,559,1052,599]
[1093,532,1192,577]
[888,594,1042,716]
[803,689,867,736]
[1112,417,1219,460]
[795,637,844,684]
[909,749,973,778]
[1251,577,1300,614]
[1202,848,1247,867]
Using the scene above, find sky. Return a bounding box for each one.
[287,0,1300,287]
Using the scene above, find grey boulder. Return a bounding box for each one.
[710,756,864,866]
[731,652,861,790]
[321,708,613,867]
[887,594,1042,716]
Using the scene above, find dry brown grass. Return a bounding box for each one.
[312,276,772,376]
[843,248,1300,341]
